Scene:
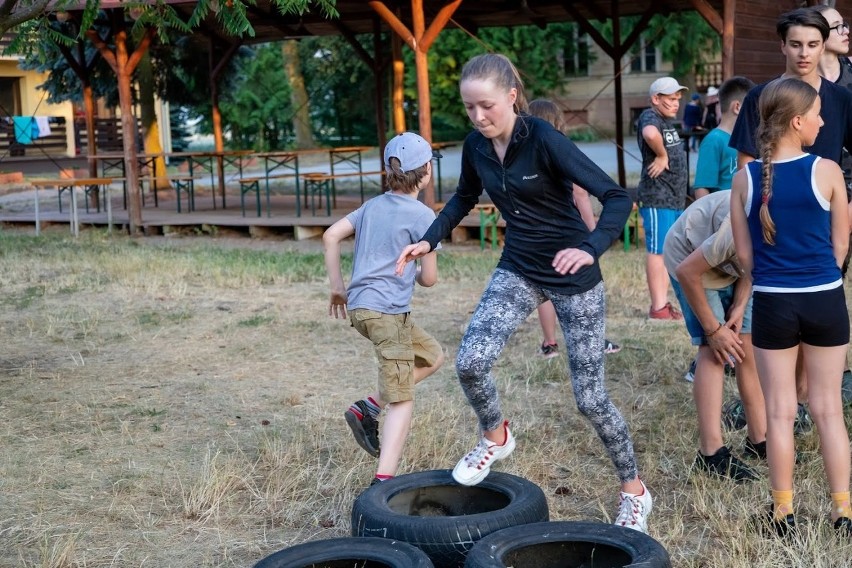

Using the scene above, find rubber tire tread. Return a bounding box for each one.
[463,521,671,568]
[351,470,549,568]
[253,536,434,568]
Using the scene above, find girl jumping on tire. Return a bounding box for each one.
[395,53,653,533]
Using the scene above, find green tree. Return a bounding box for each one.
[298,35,376,145]
[594,12,720,84]
[406,23,574,137]
[219,43,293,151]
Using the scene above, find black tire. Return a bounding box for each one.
[253,537,434,568]
[351,470,549,568]
[463,521,671,568]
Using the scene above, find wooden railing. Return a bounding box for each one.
[0,116,69,157]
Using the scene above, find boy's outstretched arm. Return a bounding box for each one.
[416,251,438,287]
[323,218,355,319]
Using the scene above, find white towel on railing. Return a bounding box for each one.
[35,116,51,137]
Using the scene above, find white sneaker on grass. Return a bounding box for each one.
[614,480,652,533]
[452,420,515,486]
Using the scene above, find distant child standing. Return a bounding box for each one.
[637,77,689,321]
[730,78,850,535]
[702,86,720,130]
[527,98,620,358]
[324,132,445,486]
[693,77,755,199]
[683,93,704,152]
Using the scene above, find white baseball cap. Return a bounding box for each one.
[384,132,442,173]
[649,77,689,97]
[707,86,719,97]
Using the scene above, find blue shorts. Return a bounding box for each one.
[640,207,682,254]
[671,279,753,346]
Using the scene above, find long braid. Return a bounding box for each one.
[758,132,777,245]
[755,78,818,245]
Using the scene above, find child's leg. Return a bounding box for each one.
[736,335,767,446]
[456,268,543,443]
[361,332,444,412]
[693,345,727,455]
[376,400,414,477]
[538,301,558,346]
[802,343,850,507]
[550,282,640,492]
[753,345,799,516]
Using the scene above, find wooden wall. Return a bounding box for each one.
[733,0,852,84]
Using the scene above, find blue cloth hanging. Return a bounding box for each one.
[13,116,35,144]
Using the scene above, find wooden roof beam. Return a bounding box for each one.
[563,3,614,59]
[333,20,375,68]
[688,0,723,34]
[246,4,302,36]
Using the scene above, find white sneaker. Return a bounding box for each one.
[614,480,652,533]
[452,421,516,486]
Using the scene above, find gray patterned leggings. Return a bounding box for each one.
[456,268,638,483]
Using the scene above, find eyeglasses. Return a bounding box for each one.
[830,21,850,34]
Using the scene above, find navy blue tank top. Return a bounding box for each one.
[745,154,841,292]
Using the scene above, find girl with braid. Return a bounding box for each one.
[396,54,653,533]
[731,78,851,536]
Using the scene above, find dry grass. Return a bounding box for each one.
[0,228,851,566]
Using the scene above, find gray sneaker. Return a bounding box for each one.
[344,401,380,457]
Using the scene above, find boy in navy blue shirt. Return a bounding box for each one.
[730,8,852,169]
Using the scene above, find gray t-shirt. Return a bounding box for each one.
[346,192,439,314]
[663,190,741,289]
[637,108,688,210]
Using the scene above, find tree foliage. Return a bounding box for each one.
[218,43,293,151]
[594,12,720,80]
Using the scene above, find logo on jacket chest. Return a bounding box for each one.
[522,174,539,181]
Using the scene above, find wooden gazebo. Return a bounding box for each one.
[69,0,820,219]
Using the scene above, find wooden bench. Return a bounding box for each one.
[301,170,385,215]
[476,204,501,250]
[142,176,199,213]
[238,173,298,217]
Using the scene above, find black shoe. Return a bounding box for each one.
[794,403,812,435]
[744,437,767,460]
[835,516,852,536]
[344,401,380,457]
[369,477,383,487]
[766,511,796,538]
[694,446,757,482]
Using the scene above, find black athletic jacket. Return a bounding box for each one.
[422,115,631,295]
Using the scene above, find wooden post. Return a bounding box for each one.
[369,0,461,206]
[392,32,405,134]
[723,0,735,80]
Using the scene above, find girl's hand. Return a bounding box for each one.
[396,241,431,276]
[552,247,593,275]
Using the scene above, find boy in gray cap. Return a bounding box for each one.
[324,132,445,487]
[637,76,689,321]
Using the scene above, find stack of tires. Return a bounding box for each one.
[252,469,670,568]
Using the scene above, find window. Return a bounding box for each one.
[629,37,658,73]
[562,29,590,76]
[0,77,20,118]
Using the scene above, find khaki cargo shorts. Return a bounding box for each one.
[350,309,442,404]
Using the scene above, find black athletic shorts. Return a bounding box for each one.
[752,286,849,350]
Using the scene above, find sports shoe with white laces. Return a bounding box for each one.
[452,420,515,486]
[614,480,653,533]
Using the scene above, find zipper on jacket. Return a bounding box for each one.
[479,142,520,215]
